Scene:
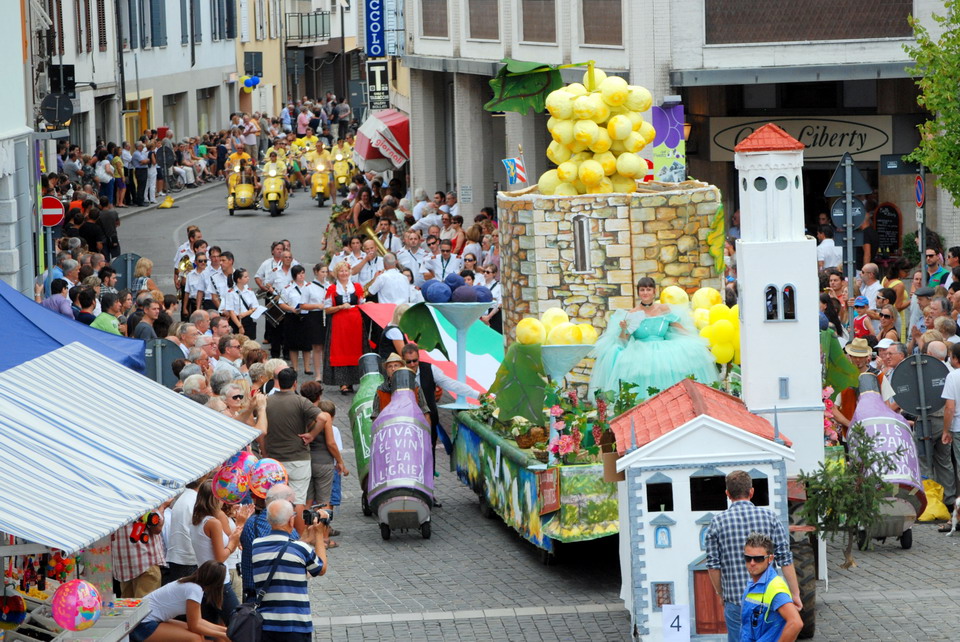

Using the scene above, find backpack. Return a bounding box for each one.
[226,540,290,642]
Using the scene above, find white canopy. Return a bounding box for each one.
[0,343,261,554]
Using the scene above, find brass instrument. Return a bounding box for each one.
[362,274,379,298]
[358,218,388,256]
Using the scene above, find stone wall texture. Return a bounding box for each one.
[498,181,723,385]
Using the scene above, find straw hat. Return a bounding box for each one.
[844,337,872,358]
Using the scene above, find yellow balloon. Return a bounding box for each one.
[578,323,598,345]
[599,76,630,107]
[540,307,569,335]
[709,303,732,325]
[557,161,579,183]
[712,342,735,364]
[693,308,711,329]
[550,119,575,145]
[610,174,637,194]
[578,160,605,187]
[593,151,617,176]
[545,90,574,119]
[546,141,572,165]
[567,141,589,153]
[731,304,740,321]
[638,121,657,145]
[572,179,587,194]
[692,287,723,310]
[609,139,627,155]
[547,322,583,345]
[573,95,597,120]
[565,82,588,97]
[615,152,643,178]
[574,119,600,145]
[625,86,653,112]
[537,170,562,196]
[554,182,579,196]
[547,116,559,132]
[583,68,608,91]
[699,324,716,344]
[660,285,689,305]
[624,131,646,153]
[711,319,734,344]
[607,115,633,141]
[517,318,547,345]
[589,128,612,153]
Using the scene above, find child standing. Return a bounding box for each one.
[852,295,872,339]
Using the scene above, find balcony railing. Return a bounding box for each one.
[286,12,331,44]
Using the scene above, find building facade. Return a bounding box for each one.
[236,0,286,116]
[402,0,953,244]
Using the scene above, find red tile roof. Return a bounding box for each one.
[609,379,792,455]
[733,123,805,153]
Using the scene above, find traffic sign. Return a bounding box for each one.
[41,196,65,227]
[915,175,925,208]
[824,152,872,197]
[890,353,948,417]
[830,197,866,230]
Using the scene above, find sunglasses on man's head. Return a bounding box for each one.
[465,257,476,262]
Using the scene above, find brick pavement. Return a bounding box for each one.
[306,386,631,640]
[300,378,960,641]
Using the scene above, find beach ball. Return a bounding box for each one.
[212,463,250,504]
[517,318,546,345]
[578,323,598,345]
[660,285,689,305]
[250,459,288,498]
[547,322,582,345]
[691,287,723,311]
[52,580,101,631]
[540,307,569,335]
[226,451,259,476]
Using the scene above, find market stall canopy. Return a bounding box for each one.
[0,343,261,554]
[353,109,410,172]
[0,278,145,373]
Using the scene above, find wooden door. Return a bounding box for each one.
[692,570,726,634]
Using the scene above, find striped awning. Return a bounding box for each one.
[0,343,261,554]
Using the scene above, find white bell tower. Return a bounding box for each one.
[735,124,823,477]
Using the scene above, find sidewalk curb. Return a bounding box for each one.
[117,181,223,221]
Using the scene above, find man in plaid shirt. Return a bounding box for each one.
[705,470,801,641]
[110,501,170,598]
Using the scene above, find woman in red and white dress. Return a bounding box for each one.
[323,260,366,394]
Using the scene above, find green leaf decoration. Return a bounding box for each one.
[399,303,449,360]
[707,202,726,274]
[821,330,859,396]
[488,343,547,425]
[484,58,564,115]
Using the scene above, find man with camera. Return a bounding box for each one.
[251,498,328,642]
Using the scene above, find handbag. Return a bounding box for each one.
[226,539,290,642]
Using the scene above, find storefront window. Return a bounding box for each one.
[522,0,555,43]
[468,0,498,40]
[581,0,622,46]
[421,0,448,38]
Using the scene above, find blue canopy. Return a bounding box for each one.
[0,278,145,373]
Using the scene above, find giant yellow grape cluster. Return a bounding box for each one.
[538,69,654,196]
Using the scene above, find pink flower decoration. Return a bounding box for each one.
[550,405,563,417]
[558,434,576,455]
[548,437,560,454]
[554,420,566,432]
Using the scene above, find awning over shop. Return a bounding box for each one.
[0,277,145,373]
[0,343,261,554]
[353,109,410,172]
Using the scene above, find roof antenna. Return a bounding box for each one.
[772,406,784,445]
[629,415,637,451]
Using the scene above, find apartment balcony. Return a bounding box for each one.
[286,11,331,45]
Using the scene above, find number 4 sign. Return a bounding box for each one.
[662,604,690,641]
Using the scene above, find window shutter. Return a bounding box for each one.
[84,0,93,52]
[97,0,107,51]
[225,0,236,38]
[193,0,202,42]
[239,0,249,41]
[151,0,167,46]
[269,0,278,39]
[74,0,82,53]
[180,0,188,44]
[255,0,264,40]
[129,0,139,48]
[209,0,218,40]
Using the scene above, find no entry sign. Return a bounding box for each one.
[41,196,65,227]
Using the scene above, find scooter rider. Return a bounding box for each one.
[262,151,290,199]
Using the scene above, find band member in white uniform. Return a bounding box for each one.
[224,268,260,339]
[308,263,332,382]
[278,265,310,373]
[184,252,208,316]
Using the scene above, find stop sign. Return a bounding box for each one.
[41,196,65,227]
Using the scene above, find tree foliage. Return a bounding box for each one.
[904,2,960,206]
[796,423,902,569]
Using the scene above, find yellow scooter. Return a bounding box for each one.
[333,153,353,197]
[261,167,288,217]
[227,165,257,216]
[307,146,332,207]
